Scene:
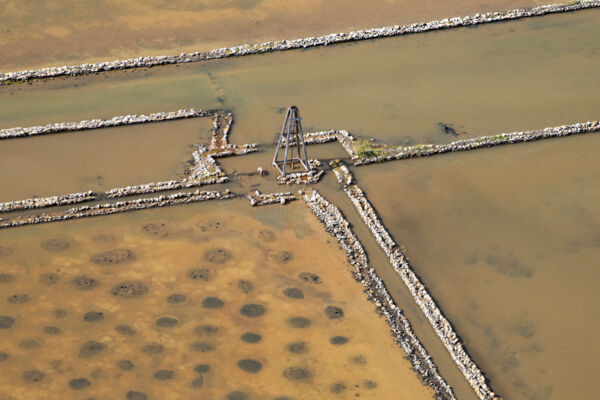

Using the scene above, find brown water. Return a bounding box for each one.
[0,199,433,399]
[354,133,600,400]
[0,118,213,203]
[0,0,541,71]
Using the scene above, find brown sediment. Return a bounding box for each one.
[0,273,16,283]
[204,248,231,264]
[111,281,149,298]
[240,304,265,318]
[40,273,60,285]
[237,279,254,293]
[115,324,137,335]
[53,309,67,318]
[20,339,41,349]
[7,294,29,304]
[196,219,225,233]
[79,341,107,358]
[0,246,15,256]
[286,317,311,328]
[41,238,70,251]
[72,275,100,290]
[91,248,135,265]
[142,222,170,238]
[330,382,347,394]
[83,311,104,322]
[298,272,321,284]
[117,360,135,371]
[257,229,276,242]
[155,317,178,328]
[187,268,212,281]
[271,250,293,264]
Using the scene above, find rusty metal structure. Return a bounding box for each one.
[273,106,309,177]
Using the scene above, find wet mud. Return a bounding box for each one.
[91,248,135,265]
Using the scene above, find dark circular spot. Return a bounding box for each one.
[91,368,107,379]
[186,268,211,281]
[142,343,164,355]
[167,294,186,304]
[257,229,276,242]
[227,391,249,400]
[350,355,366,365]
[273,397,296,400]
[111,281,148,298]
[0,246,15,256]
[153,370,173,380]
[69,378,91,390]
[283,288,303,299]
[363,380,377,389]
[43,326,61,335]
[271,250,293,264]
[196,220,224,233]
[330,382,346,394]
[283,367,312,382]
[286,341,309,354]
[41,239,70,251]
[330,336,349,345]
[142,222,170,238]
[0,273,15,283]
[126,391,147,400]
[20,339,41,349]
[0,352,8,361]
[325,306,344,320]
[204,248,231,264]
[72,275,100,290]
[117,360,134,371]
[191,342,215,352]
[115,324,136,335]
[191,375,204,388]
[39,273,60,285]
[241,332,261,343]
[287,317,311,328]
[53,309,67,318]
[7,294,29,304]
[91,249,135,265]
[23,370,44,382]
[237,359,262,373]
[91,233,115,243]
[194,325,218,336]
[237,279,253,293]
[0,315,15,329]
[240,304,265,318]
[194,364,210,374]
[83,311,104,322]
[155,317,178,328]
[298,272,321,284]
[202,297,224,309]
[79,341,106,358]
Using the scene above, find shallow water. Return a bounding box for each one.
[354,133,600,399]
[0,0,540,71]
[0,118,212,202]
[0,199,433,399]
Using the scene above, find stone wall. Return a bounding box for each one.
[303,190,456,400]
[0,190,233,229]
[330,162,497,400]
[0,191,97,213]
[246,190,296,206]
[1,1,598,83]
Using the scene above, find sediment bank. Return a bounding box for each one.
[304,190,455,399]
[0,191,97,213]
[0,190,233,229]
[246,190,296,206]
[1,1,598,84]
[331,162,496,400]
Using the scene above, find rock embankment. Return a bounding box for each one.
[304,190,456,400]
[0,191,97,213]
[332,163,497,400]
[352,121,600,165]
[2,1,598,83]
[276,160,324,185]
[246,190,296,206]
[0,190,233,229]
[0,109,215,139]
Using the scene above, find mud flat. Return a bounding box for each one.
[0,199,434,399]
[1,1,598,83]
[331,163,496,400]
